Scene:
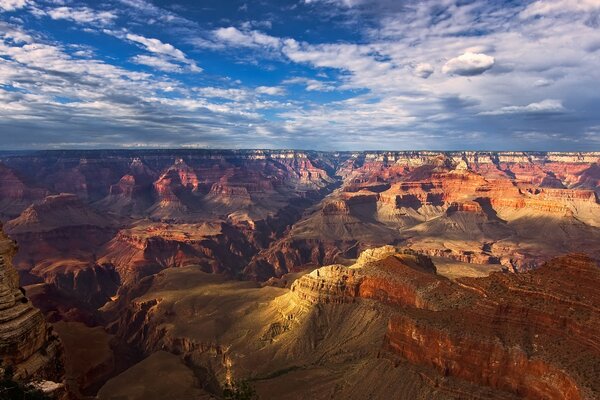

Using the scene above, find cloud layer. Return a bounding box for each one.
[0,0,599,150]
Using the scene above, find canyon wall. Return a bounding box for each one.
[101,247,599,399]
[0,223,64,386]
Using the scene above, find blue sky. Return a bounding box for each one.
[1,0,600,150]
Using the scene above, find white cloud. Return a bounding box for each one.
[46,6,117,25]
[533,78,553,87]
[283,77,336,91]
[442,52,495,76]
[213,27,281,48]
[414,63,434,79]
[0,0,28,11]
[304,0,364,7]
[125,33,201,72]
[126,33,185,60]
[520,0,600,18]
[480,99,565,115]
[195,87,249,101]
[131,54,181,72]
[255,86,285,96]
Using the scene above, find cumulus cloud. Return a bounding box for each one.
[0,0,28,12]
[213,27,281,48]
[46,7,117,25]
[480,99,565,116]
[442,52,495,76]
[414,63,434,79]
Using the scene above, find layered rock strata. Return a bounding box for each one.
[0,224,64,382]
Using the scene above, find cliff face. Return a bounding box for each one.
[251,151,600,277]
[1,149,600,315]
[102,247,600,399]
[0,224,64,382]
[383,254,599,400]
[286,249,599,399]
[0,151,340,321]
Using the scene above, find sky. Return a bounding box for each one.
[1,0,600,150]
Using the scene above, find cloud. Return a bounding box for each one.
[195,87,250,101]
[255,86,285,96]
[212,27,281,48]
[480,99,566,116]
[0,0,28,12]
[533,78,553,87]
[130,54,182,72]
[46,6,117,26]
[442,52,495,76]
[125,33,201,72]
[414,63,434,79]
[520,0,600,18]
[303,0,364,7]
[283,77,336,91]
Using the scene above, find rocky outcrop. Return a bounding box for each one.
[99,222,257,283]
[0,224,64,382]
[284,248,600,399]
[104,247,600,399]
[382,253,600,400]
[290,265,362,306]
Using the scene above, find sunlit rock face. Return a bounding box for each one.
[103,247,599,399]
[0,223,64,381]
[251,151,600,278]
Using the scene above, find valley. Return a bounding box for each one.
[0,149,599,399]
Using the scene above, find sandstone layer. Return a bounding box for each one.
[99,247,599,399]
[0,223,64,385]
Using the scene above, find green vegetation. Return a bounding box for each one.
[223,379,258,400]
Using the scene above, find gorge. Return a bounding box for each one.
[0,149,599,399]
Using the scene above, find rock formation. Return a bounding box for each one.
[99,247,599,399]
[0,223,64,384]
[0,150,600,398]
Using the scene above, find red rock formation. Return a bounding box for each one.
[0,224,65,383]
[288,249,600,399]
[384,253,599,399]
[99,222,257,283]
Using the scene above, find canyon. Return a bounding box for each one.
[0,223,65,397]
[0,149,599,399]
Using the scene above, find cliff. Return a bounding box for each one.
[0,223,64,387]
[102,246,600,399]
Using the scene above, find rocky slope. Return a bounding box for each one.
[0,151,339,321]
[100,247,599,399]
[0,223,64,390]
[249,151,600,278]
[2,150,600,398]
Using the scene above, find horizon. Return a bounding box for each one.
[1,0,600,150]
[2,148,600,154]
